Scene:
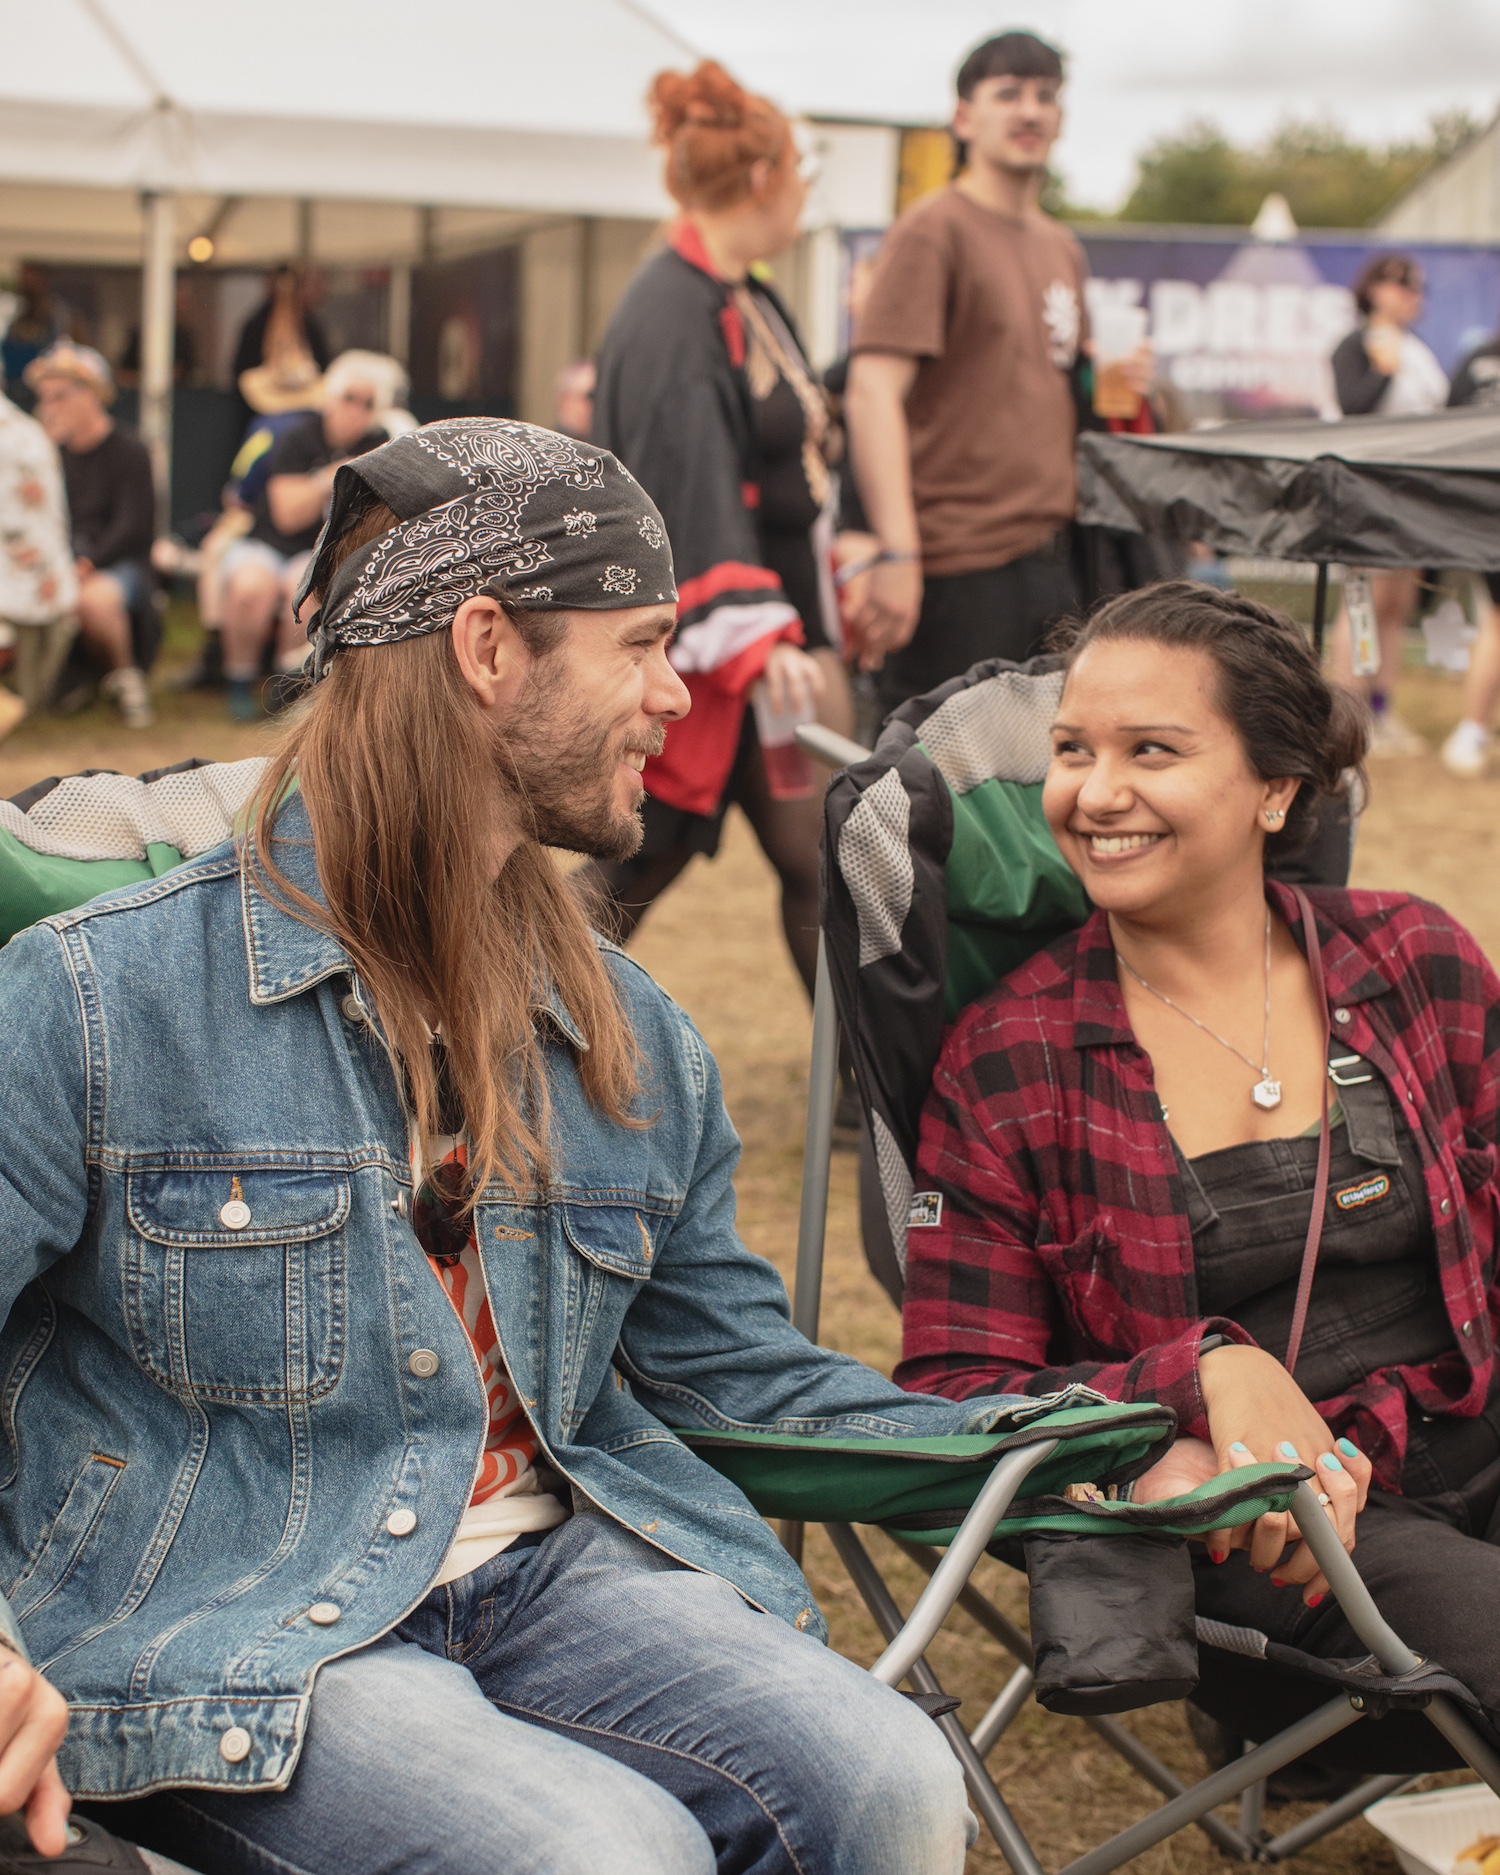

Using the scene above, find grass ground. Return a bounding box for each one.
[3,619,1494,1872]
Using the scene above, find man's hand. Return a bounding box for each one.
[0,1646,70,1855]
[851,557,922,671]
[1198,1344,1371,1602]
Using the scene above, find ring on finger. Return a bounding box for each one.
[1316,1491,1332,1505]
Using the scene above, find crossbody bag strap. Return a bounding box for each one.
[1283,885,1332,1378]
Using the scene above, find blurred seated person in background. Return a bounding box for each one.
[901,581,1500,1734]
[26,342,155,728]
[553,358,596,439]
[219,351,391,720]
[0,379,78,741]
[1327,254,1448,757]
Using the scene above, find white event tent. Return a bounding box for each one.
[0,0,897,507]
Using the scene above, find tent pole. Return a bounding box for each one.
[139,189,176,531]
[1312,561,1329,657]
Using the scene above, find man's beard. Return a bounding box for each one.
[497,663,665,861]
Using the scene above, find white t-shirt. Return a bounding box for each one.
[1379,332,1449,416]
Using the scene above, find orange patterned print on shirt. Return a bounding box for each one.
[412,1140,542,1506]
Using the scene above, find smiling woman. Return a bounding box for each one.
[897,579,1500,1746]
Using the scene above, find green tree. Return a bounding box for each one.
[1116,110,1482,227]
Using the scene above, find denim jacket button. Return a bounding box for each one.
[218,1199,251,1230]
[340,993,363,1024]
[392,1190,409,1220]
[385,1509,417,1537]
[408,1349,440,1378]
[307,1601,341,1625]
[219,1727,251,1762]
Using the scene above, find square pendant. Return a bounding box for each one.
[1252,1077,1283,1110]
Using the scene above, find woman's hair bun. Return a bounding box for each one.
[648,61,792,212]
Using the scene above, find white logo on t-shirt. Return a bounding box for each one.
[1042,279,1081,370]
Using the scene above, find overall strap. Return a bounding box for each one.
[1283,885,1332,1378]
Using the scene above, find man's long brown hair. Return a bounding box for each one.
[246,498,640,1199]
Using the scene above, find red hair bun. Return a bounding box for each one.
[648,60,793,211]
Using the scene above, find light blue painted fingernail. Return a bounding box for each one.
[1278,1441,1300,1459]
[1319,1451,1344,1472]
[1337,1438,1360,1459]
[1230,1441,1250,1453]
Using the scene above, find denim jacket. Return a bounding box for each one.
[0,796,1042,1798]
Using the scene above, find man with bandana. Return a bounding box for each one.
[0,419,1051,1874]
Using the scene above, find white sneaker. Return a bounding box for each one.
[1367,709,1426,758]
[100,664,155,729]
[1442,718,1491,778]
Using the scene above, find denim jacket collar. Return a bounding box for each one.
[237,791,589,1050]
[239,791,354,1006]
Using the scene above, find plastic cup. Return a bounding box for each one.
[1092,303,1149,421]
[751,679,818,800]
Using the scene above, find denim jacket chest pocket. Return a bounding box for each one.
[123,1165,350,1404]
[556,1202,658,1430]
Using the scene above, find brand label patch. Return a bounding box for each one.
[1335,1173,1390,1211]
[908,1192,944,1229]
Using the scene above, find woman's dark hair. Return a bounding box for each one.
[1354,252,1423,316]
[1051,581,1369,855]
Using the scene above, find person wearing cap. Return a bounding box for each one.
[0,418,995,1875]
[26,342,155,728]
[219,352,395,720]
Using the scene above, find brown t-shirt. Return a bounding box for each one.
[853,186,1088,577]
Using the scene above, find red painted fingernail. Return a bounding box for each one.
[1210,1550,1227,1564]
[1307,1593,1325,1607]
[1270,1577,1287,1588]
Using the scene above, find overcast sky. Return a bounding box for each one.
[642,0,1500,210]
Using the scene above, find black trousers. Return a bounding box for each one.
[1194,1431,1500,1735]
[876,534,1079,717]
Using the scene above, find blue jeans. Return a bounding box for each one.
[96,1514,969,1875]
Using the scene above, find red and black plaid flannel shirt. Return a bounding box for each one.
[897,883,1500,1489]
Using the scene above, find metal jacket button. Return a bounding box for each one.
[1441,1199,1453,1216]
[340,993,363,1024]
[219,1727,251,1762]
[1463,1320,1474,1337]
[385,1509,417,1537]
[219,1200,251,1230]
[408,1349,440,1378]
[307,1602,341,1625]
[392,1190,409,1219]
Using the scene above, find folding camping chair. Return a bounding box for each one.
[6,750,1497,1875]
[772,656,1500,1872]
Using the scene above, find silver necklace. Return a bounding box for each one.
[1118,908,1281,1111]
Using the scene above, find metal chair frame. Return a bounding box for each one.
[785,724,1500,1872]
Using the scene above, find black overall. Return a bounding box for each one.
[1181,1048,1500,1733]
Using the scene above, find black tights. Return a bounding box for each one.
[575,732,823,1000]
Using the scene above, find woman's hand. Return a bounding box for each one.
[1199,1343,1372,1602]
[0,1646,70,1855]
[761,642,826,720]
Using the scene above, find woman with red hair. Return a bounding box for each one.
[584,62,851,1007]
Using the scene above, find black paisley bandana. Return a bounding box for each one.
[295,417,677,678]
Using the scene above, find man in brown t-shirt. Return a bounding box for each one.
[846,30,1087,709]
